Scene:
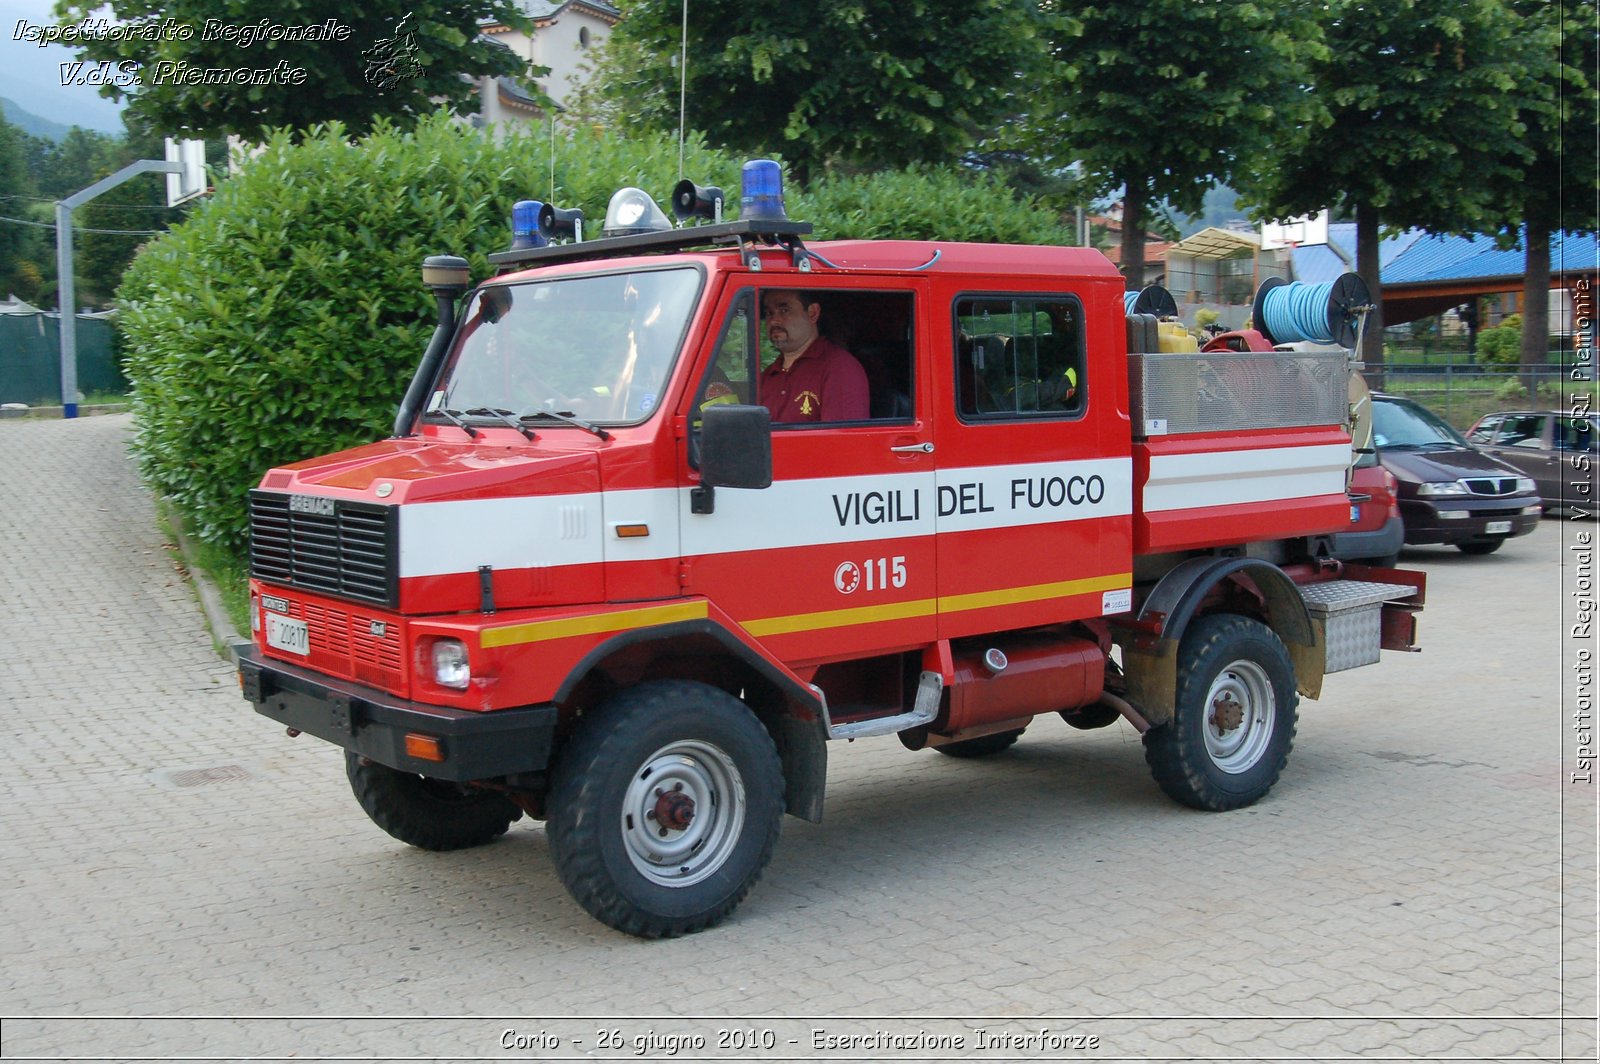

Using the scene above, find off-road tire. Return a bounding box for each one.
[932,727,1025,758]
[1143,614,1298,811]
[1457,536,1505,555]
[546,681,783,938]
[345,752,522,851]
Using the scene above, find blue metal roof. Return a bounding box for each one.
[1382,228,1598,285]
[1289,226,1596,287]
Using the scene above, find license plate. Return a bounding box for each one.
[1484,520,1513,535]
[266,614,310,656]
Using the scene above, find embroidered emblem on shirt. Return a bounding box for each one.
[797,390,820,416]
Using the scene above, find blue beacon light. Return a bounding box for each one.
[739,159,787,222]
[511,200,547,249]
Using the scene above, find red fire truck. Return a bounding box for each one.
[239,164,1424,937]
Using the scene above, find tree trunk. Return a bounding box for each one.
[1355,202,1385,387]
[1120,179,1147,291]
[1520,223,1551,401]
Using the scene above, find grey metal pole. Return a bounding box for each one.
[55,159,182,419]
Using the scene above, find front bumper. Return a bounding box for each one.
[239,645,557,783]
[1399,498,1542,545]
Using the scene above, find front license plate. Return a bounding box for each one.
[1484,520,1513,535]
[266,614,310,656]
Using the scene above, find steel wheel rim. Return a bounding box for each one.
[620,739,746,887]
[1202,659,1275,773]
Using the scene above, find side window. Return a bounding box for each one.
[1466,414,1501,444]
[695,290,757,414]
[955,295,1085,420]
[756,288,915,426]
[1496,414,1545,448]
[1558,416,1598,452]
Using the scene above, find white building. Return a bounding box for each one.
[477,0,622,126]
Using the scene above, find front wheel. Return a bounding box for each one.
[547,681,784,938]
[345,752,522,851]
[1143,614,1298,811]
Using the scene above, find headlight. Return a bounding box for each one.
[1418,481,1469,496]
[431,639,471,689]
[1515,477,1537,494]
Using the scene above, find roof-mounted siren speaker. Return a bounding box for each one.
[671,180,725,224]
[1124,285,1178,319]
[739,159,787,222]
[1255,272,1372,348]
[538,203,584,244]
[510,200,546,250]
[164,137,206,207]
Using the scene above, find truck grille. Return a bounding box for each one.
[249,491,398,607]
[1463,477,1520,496]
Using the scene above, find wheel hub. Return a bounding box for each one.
[652,786,696,832]
[1210,693,1245,734]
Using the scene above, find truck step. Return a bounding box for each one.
[825,671,944,740]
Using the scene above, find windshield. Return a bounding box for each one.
[430,266,702,427]
[1372,397,1466,449]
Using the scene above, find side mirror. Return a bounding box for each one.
[692,404,771,514]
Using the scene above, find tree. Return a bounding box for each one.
[1493,0,1598,390]
[52,0,540,140]
[1024,0,1327,288]
[590,0,1043,181]
[0,116,47,300]
[1239,0,1540,380]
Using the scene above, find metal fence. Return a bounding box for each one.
[0,314,123,406]
[1375,357,1594,429]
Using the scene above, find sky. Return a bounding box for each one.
[0,0,128,133]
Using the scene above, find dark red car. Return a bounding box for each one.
[1373,394,1543,555]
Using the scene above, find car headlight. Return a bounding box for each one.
[431,639,471,689]
[1515,477,1537,494]
[1418,480,1469,496]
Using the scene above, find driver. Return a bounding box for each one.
[758,290,868,423]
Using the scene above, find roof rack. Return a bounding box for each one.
[488,218,814,271]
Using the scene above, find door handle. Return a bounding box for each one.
[890,442,934,454]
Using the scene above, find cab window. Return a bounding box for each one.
[955,295,1085,420]
[697,288,915,427]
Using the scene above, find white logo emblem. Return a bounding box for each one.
[834,561,861,595]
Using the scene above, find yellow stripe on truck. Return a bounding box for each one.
[480,600,709,649]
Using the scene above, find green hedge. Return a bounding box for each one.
[118,114,1070,551]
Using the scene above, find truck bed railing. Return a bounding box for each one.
[1129,350,1351,437]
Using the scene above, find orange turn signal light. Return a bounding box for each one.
[613,523,651,539]
[404,734,445,762]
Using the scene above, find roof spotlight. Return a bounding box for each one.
[602,187,673,238]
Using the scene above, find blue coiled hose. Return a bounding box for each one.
[1259,281,1336,344]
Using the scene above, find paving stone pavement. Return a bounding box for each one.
[0,412,1594,1062]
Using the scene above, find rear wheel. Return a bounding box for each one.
[345,752,522,851]
[1457,536,1505,555]
[1143,614,1298,811]
[547,681,783,938]
[932,727,1025,758]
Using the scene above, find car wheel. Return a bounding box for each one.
[1143,614,1299,811]
[546,680,783,938]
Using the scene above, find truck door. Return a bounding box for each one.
[933,289,1134,639]
[680,282,938,667]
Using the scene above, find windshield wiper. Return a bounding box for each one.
[521,409,612,440]
[465,407,536,440]
[423,407,479,439]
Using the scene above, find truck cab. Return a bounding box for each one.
[240,171,1423,937]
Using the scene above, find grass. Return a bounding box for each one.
[155,499,252,645]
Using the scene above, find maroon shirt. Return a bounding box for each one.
[759,337,870,423]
